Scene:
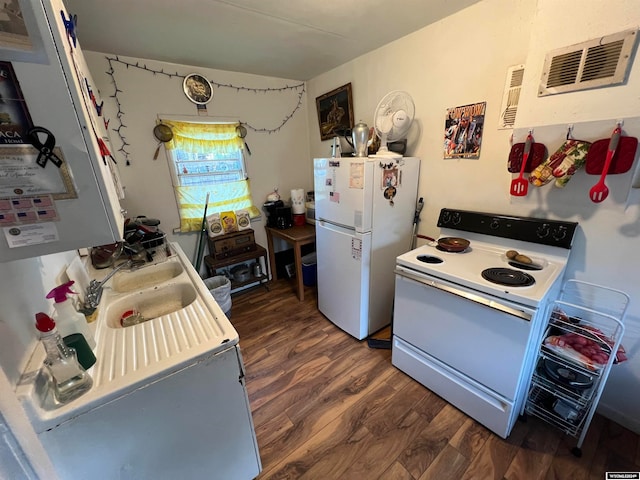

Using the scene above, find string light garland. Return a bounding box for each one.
[104,55,306,165]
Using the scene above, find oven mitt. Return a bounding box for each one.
[551,139,591,188]
[529,140,591,188]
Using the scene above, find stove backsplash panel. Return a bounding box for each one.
[437,209,578,249]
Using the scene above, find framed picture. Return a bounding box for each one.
[316,83,354,141]
[183,73,213,105]
[0,0,47,64]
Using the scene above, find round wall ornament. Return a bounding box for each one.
[183,73,213,105]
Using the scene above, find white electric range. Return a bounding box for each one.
[392,208,578,438]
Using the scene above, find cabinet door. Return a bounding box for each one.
[0,414,37,479]
[39,346,261,479]
[0,0,124,262]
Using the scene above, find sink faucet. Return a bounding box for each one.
[84,260,133,309]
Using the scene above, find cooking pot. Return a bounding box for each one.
[90,242,123,269]
[417,235,470,252]
[230,264,251,282]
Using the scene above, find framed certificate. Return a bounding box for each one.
[183,73,213,105]
[0,146,77,199]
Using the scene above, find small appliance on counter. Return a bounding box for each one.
[291,188,306,226]
[262,200,292,229]
[275,206,293,229]
[305,201,316,225]
[263,200,284,228]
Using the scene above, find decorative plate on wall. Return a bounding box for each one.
[183,73,213,105]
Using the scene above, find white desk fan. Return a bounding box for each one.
[371,90,415,158]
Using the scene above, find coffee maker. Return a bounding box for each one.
[275,206,292,229]
[263,199,291,228]
[263,200,282,227]
[263,200,293,229]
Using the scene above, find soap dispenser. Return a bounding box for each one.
[47,281,96,349]
[35,312,93,405]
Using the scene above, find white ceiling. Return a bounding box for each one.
[65,0,481,80]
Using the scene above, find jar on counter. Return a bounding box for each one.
[253,262,262,277]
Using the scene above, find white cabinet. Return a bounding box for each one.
[0,0,124,263]
[0,414,37,479]
[38,345,261,480]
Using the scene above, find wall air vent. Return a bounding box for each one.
[538,28,638,97]
[498,64,524,129]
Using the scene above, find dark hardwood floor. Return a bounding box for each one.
[230,279,640,479]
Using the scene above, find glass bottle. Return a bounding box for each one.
[35,312,93,405]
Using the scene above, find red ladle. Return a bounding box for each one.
[589,125,621,203]
[510,132,532,196]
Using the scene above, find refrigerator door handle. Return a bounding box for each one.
[318,218,356,232]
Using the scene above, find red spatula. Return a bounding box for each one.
[510,132,532,196]
[589,124,621,203]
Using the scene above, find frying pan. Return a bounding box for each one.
[153,123,174,160]
[236,124,251,155]
[90,242,123,269]
[416,235,470,252]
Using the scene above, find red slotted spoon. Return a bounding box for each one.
[510,132,532,196]
[589,124,621,203]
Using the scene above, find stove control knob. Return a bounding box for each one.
[537,224,550,238]
[490,219,500,230]
[441,211,451,224]
[451,212,461,225]
[553,226,567,241]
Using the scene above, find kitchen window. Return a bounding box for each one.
[160,120,259,232]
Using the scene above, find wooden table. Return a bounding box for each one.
[265,224,316,301]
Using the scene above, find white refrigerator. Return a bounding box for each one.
[313,156,420,340]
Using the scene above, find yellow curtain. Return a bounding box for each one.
[159,120,256,232]
[174,180,260,232]
[161,120,244,153]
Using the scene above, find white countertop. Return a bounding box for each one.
[16,242,238,433]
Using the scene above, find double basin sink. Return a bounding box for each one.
[91,242,237,389]
[20,242,238,430]
[104,260,192,328]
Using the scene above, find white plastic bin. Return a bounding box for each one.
[204,276,232,317]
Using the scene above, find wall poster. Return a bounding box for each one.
[443,101,486,159]
[0,60,34,144]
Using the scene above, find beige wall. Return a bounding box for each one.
[307,0,537,231]
[3,3,640,473]
[306,0,640,432]
[84,52,313,259]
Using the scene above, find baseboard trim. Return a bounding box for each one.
[597,403,640,435]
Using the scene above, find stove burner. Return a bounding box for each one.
[417,254,443,264]
[481,268,535,287]
[508,260,542,271]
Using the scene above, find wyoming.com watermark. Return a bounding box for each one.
[606,473,640,479]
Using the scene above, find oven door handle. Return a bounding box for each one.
[395,266,532,322]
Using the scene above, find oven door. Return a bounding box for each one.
[392,266,537,401]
